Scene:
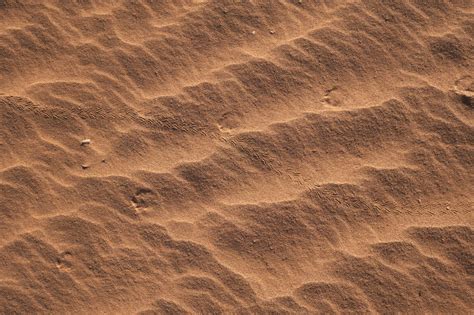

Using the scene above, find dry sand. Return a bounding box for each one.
[0,0,473,314]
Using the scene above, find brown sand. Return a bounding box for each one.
[0,0,473,314]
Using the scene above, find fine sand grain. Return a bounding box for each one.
[0,1,473,314]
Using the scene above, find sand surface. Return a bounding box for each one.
[0,0,473,314]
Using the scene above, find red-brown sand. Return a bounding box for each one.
[0,0,473,314]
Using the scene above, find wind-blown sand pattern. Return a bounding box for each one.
[0,0,473,314]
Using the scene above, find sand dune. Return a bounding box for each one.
[0,0,473,314]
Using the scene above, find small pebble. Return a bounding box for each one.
[81,164,90,170]
[80,139,91,146]
[269,30,275,34]
[251,30,256,35]
[446,206,450,210]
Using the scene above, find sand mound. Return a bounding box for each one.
[0,0,473,313]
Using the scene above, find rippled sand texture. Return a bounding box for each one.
[0,0,473,314]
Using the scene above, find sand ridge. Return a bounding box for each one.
[0,0,473,314]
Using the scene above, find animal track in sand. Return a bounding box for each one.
[131,188,158,212]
